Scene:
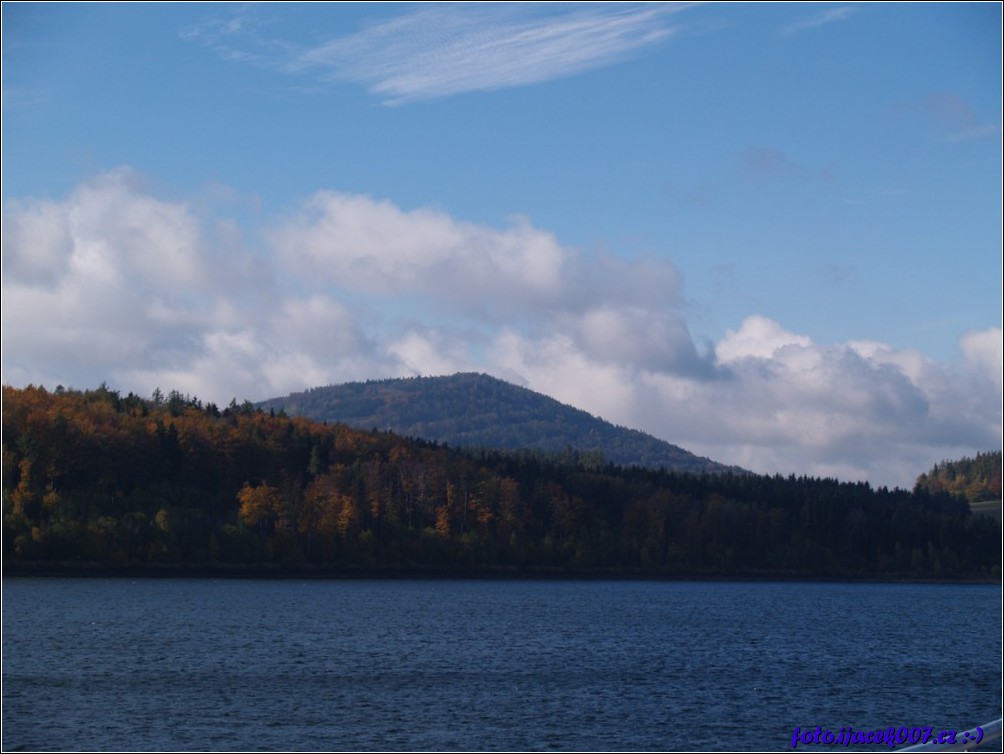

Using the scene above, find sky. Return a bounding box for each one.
[2,2,1001,489]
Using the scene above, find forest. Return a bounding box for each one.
[258,373,743,474]
[914,451,1002,502]
[2,384,999,580]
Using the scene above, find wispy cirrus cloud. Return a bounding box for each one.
[779,6,856,36]
[182,3,693,105]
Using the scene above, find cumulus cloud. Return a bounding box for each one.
[270,190,568,315]
[489,329,641,425]
[2,170,999,489]
[0,170,383,400]
[566,305,710,377]
[2,168,204,291]
[960,327,1003,389]
[715,315,812,363]
[1,169,218,389]
[387,329,481,379]
[471,313,998,489]
[269,189,712,380]
[479,313,1000,488]
[628,318,998,487]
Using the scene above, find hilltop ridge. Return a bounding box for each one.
[260,373,745,475]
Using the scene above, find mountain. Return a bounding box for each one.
[260,373,745,474]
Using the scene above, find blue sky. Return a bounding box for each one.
[2,2,1001,488]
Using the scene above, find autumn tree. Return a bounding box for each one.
[237,482,282,535]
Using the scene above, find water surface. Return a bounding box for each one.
[3,579,1000,751]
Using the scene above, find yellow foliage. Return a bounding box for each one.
[237,482,282,529]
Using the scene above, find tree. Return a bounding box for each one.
[237,482,282,535]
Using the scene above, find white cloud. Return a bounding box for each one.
[715,315,812,363]
[2,168,204,291]
[1,169,219,389]
[570,305,708,375]
[489,329,639,424]
[269,190,712,378]
[270,190,569,315]
[1,198,74,286]
[2,170,999,489]
[483,313,1000,488]
[480,312,997,488]
[270,295,367,359]
[182,3,690,104]
[387,329,479,378]
[959,327,1003,389]
[305,3,685,104]
[633,318,1000,486]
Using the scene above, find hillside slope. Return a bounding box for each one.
[260,373,744,474]
[5,384,997,580]
[914,451,1002,502]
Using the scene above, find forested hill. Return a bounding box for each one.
[4,384,999,580]
[914,451,1002,502]
[259,373,743,475]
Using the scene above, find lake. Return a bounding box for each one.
[2,578,1000,751]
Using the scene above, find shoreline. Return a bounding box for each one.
[3,560,998,585]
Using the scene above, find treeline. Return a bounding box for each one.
[3,384,999,579]
[914,451,1002,502]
